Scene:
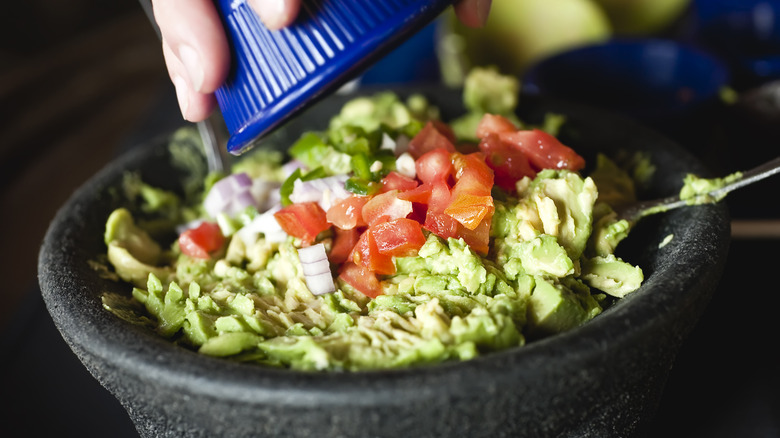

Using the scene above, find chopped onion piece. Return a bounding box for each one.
[282,159,305,178]
[380,132,410,156]
[303,272,336,295]
[204,172,256,218]
[235,204,288,246]
[227,190,256,216]
[297,244,335,295]
[251,179,281,213]
[289,175,350,211]
[395,152,416,178]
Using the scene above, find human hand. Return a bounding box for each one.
[152,0,491,122]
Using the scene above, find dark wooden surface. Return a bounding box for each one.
[0,4,168,328]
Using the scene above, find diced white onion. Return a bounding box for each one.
[297,244,335,295]
[380,132,410,156]
[204,172,256,218]
[282,160,305,178]
[235,204,288,246]
[289,175,350,211]
[369,160,383,173]
[395,152,416,178]
[227,190,256,216]
[250,178,281,213]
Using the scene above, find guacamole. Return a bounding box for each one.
[101,68,644,371]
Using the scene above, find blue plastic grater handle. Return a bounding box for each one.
[214,0,455,155]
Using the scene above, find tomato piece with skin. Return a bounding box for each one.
[329,227,361,264]
[407,121,456,159]
[326,195,368,230]
[424,211,460,240]
[478,133,536,193]
[372,218,427,257]
[397,182,432,204]
[444,193,494,230]
[499,129,585,171]
[476,113,518,138]
[339,262,384,298]
[361,190,413,226]
[349,228,396,275]
[451,152,494,196]
[380,171,419,193]
[416,147,454,185]
[273,202,330,244]
[457,215,491,255]
[178,221,225,259]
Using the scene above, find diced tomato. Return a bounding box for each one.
[273,202,330,244]
[338,262,384,298]
[444,193,494,230]
[329,227,361,264]
[476,113,518,138]
[451,152,494,196]
[499,129,585,172]
[407,121,456,159]
[380,171,419,193]
[349,229,396,275]
[426,178,452,213]
[371,218,426,257]
[423,211,459,240]
[178,221,225,259]
[457,215,491,255]
[326,195,368,230]
[478,133,536,193]
[361,190,413,226]
[416,147,454,185]
[397,182,432,204]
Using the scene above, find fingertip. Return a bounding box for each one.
[249,0,301,30]
[154,0,230,93]
[454,0,492,28]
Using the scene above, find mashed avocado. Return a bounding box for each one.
[101,71,644,371]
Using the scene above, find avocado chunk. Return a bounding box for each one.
[527,276,601,338]
[105,208,172,287]
[581,254,644,298]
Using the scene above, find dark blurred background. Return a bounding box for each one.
[0,0,168,327]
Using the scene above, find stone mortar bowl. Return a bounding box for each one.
[38,88,730,438]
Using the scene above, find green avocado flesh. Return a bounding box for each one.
[99,68,644,371]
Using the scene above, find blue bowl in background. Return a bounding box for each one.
[521,38,730,162]
[686,0,780,88]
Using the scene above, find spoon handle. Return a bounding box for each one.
[621,156,780,222]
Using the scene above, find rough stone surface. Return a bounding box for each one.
[38,89,730,438]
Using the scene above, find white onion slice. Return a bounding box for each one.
[297,243,335,295]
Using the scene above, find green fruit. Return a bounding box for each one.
[446,0,612,78]
[590,0,692,35]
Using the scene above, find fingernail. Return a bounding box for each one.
[173,75,190,120]
[251,0,288,30]
[477,0,492,27]
[178,45,204,92]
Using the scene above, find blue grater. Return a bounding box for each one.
[214,0,455,155]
